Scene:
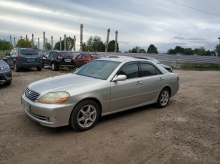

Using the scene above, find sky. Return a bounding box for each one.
[0,0,220,53]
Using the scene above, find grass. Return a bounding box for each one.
[176,63,220,71]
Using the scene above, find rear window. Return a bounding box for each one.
[59,52,73,57]
[20,49,39,55]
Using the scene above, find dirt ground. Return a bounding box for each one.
[0,68,219,164]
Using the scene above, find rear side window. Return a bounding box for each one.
[90,54,100,59]
[20,49,38,55]
[140,63,161,76]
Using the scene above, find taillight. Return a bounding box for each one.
[17,55,22,61]
[57,56,63,60]
[40,56,43,61]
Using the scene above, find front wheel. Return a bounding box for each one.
[69,100,100,131]
[157,88,170,108]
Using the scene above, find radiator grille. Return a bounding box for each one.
[25,88,40,102]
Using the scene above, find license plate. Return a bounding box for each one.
[27,58,35,62]
[64,59,71,62]
[21,98,30,111]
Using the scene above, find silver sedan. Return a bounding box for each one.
[21,58,179,131]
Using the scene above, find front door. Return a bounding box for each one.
[110,62,142,112]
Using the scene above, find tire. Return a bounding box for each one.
[37,66,42,71]
[4,80,11,86]
[51,63,58,71]
[157,88,170,108]
[14,63,20,72]
[69,100,100,132]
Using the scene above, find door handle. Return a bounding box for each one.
[159,77,164,81]
[136,81,142,85]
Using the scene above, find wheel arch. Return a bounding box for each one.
[163,86,171,96]
[70,97,102,118]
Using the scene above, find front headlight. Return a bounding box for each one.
[38,91,70,104]
[0,65,10,71]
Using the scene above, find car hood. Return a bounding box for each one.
[28,74,103,94]
[0,60,7,67]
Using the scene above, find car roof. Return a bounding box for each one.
[96,57,150,63]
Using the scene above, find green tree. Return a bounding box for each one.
[194,47,206,56]
[44,43,52,50]
[167,49,175,54]
[183,48,194,55]
[54,40,64,50]
[0,39,12,51]
[84,36,105,52]
[16,39,33,48]
[215,44,220,56]
[108,40,119,52]
[54,36,75,51]
[147,44,158,54]
[66,37,74,51]
[174,46,184,54]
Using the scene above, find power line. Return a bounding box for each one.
[167,0,220,18]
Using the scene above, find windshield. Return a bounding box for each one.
[75,60,120,80]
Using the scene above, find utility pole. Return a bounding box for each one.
[64,34,66,51]
[115,31,118,52]
[73,35,76,51]
[51,36,53,50]
[60,37,62,51]
[38,38,40,49]
[80,24,83,51]
[105,28,110,52]
[32,34,34,48]
[43,31,45,50]
[14,37,16,47]
[10,35,12,46]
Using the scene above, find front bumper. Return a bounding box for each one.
[0,70,12,84]
[21,93,75,128]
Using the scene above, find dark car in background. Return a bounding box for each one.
[43,51,75,71]
[74,53,100,67]
[134,56,173,72]
[6,48,42,72]
[0,59,12,86]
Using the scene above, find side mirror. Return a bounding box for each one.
[112,75,127,82]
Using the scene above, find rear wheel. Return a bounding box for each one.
[157,88,170,108]
[51,63,58,71]
[69,100,100,131]
[37,66,42,71]
[14,63,20,72]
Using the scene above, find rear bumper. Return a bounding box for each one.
[16,61,42,68]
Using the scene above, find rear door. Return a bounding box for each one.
[110,62,142,111]
[140,62,164,103]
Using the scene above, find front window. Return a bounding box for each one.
[75,60,120,80]
[118,63,139,79]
